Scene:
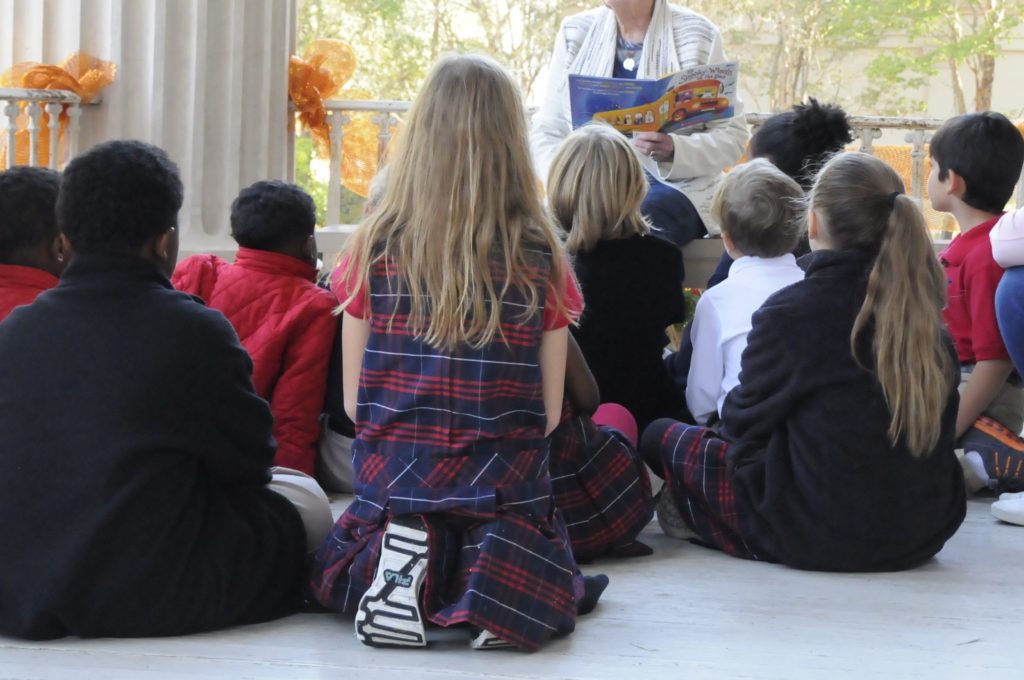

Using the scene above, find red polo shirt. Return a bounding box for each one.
[939,215,1009,364]
[0,264,59,322]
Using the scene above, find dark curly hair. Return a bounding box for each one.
[230,180,316,251]
[749,98,853,190]
[0,166,60,262]
[57,140,183,253]
[929,111,1024,214]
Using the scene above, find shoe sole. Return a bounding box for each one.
[966,418,1024,482]
[470,629,513,650]
[355,518,429,648]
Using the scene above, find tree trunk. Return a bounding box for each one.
[974,53,996,111]
[949,59,968,114]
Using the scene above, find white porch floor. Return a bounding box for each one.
[1,497,1021,679]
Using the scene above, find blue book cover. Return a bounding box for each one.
[568,62,739,134]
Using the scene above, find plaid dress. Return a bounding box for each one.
[549,403,654,561]
[642,418,762,560]
[310,252,583,651]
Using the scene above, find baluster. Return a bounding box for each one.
[26,101,43,167]
[4,100,18,167]
[855,126,882,155]
[326,110,350,226]
[372,112,398,167]
[45,102,62,170]
[905,130,929,201]
[66,103,82,166]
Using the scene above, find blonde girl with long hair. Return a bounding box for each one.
[642,152,966,572]
[309,54,606,651]
[547,123,687,433]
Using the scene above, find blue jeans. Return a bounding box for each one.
[996,266,1024,375]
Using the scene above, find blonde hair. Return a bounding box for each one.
[340,54,569,350]
[712,158,804,258]
[547,123,650,253]
[810,153,953,457]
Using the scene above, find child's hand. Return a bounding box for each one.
[632,132,675,163]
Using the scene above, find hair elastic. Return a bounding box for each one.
[887,191,903,209]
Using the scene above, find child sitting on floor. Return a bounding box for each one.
[173,181,339,476]
[309,54,607,651]
[685,159,805,426]
[642,152,966,572]
[547,122,687,433]
[0,166,66,321]
[0,140,331,640]
[925,113,1024,493]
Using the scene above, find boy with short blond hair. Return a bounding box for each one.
[686,158,805,425]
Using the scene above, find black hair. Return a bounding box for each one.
[0,166,60,262]
[230,180,316,251]
[749,98,853,190]
[929,111,1024,214]
[57,140,183,254]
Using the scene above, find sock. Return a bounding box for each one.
[577,574,609,616]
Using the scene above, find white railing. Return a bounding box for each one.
[1,87,83,170]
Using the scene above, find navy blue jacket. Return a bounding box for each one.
[721,249,966,571]
[0,253,306,639]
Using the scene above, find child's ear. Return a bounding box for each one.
[720,231,737,258]
[56,234,75,272]
[945,169,966,199]
[303,234,318,267]
[153,227,179,277]
[807,210,819,242]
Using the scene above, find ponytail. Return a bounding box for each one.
[813,153,953,457]
[851,194,951,456]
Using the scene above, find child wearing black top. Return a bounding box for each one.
[547,123,687,432]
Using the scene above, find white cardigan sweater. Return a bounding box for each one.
[530,4,748,235]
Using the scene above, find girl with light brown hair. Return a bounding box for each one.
[309,54,607,651]
[642,152,966,572]
[548,123,687,433]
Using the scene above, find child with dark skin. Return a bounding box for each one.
[0,166,68,320]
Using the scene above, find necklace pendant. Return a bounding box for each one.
[623,57,636,71]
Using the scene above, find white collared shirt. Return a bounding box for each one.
[686,254,805,424]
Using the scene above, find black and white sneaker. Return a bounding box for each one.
[469,627,512,650]
[354,516,429,648]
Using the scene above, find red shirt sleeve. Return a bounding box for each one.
[330,254,370,319]
[543,260,584,331]
[965,251,1011,362]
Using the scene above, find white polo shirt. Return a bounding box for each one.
[686,254,805,424]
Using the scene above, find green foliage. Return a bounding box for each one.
[293,135,327,225]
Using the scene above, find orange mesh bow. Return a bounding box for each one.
[289,39,384,198]
[0,52,116,169]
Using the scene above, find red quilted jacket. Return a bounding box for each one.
[0,264,59,322]
[173,247,338,474]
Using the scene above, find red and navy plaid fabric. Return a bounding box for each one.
[309,251,582,650]
[549,403,653,561]
[644,419,760,560]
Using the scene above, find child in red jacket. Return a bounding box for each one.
[0,167,66,321]
[173,181,337,475]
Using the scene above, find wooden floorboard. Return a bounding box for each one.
[2,498,1021,679]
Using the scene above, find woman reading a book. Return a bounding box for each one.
[530,0,748,259]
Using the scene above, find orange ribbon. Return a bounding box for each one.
[1,52,116,169]
[289,39,384,198]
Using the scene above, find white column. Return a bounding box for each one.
[2,0,297,258]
